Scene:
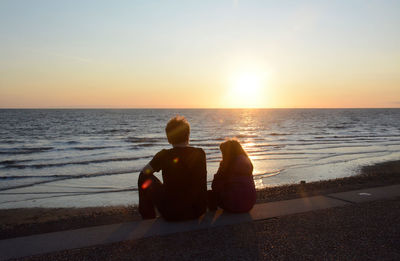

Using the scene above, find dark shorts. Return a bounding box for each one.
[138,172,205,221]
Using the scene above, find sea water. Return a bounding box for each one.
[0,109,399,208]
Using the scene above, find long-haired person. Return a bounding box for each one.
[209,138,256,213]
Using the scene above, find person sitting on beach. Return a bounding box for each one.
[137,116,207,221]
[208,138,256,213]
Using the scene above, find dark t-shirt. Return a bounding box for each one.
[149,146,207,219]
[212,155,256,213]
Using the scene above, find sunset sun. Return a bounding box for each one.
[226,71,266,108]
[232,73,262,99]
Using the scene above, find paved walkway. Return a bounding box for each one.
[1,184,399,260]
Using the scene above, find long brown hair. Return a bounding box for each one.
[219,138,252,173]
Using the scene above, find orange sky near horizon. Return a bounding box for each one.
[1,1,399,109]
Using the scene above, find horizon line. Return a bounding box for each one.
[0,107,399,110]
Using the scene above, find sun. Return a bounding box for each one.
[226,72,265,108]
[233,73,261,98]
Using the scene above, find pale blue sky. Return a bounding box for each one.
[1,0,399,108]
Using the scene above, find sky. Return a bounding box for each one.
[0,0,399,108]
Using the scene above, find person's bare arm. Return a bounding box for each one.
[141,163,154,175]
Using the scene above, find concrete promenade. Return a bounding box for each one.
[1,184,399,260]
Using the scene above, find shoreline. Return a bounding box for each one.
[1,159,399,240]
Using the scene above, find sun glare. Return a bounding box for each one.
[233,73,261,98]
[226,71,266,108]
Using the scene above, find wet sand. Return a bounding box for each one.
[1,160,400,240]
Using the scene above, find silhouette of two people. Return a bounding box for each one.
[138,116,256,221]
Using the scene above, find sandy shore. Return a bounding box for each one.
[1,160,399,240]
[14,198,400,261]
[19,197,400,261]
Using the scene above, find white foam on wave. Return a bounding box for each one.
[0,108,399,208]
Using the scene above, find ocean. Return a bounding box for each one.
[1,109,399,209]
